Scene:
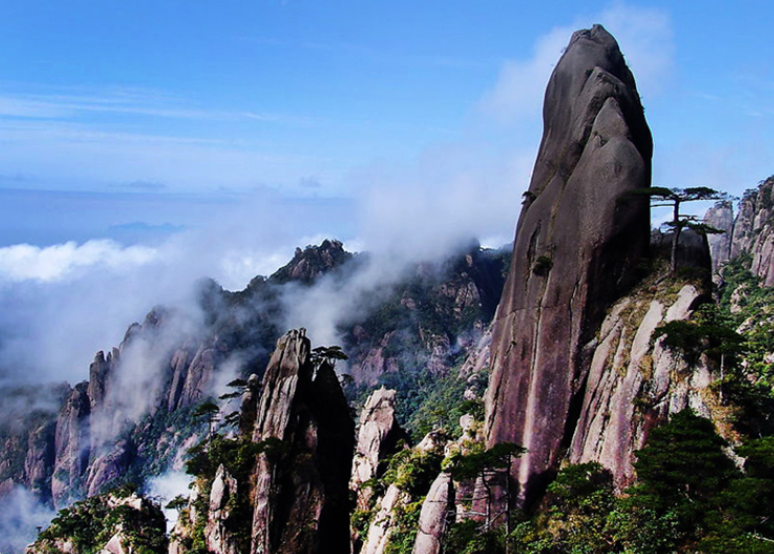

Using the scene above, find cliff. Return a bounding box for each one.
[168,329,354,554]
[0,240,505,524]
[484,24,653,503]
[705,175,774,284]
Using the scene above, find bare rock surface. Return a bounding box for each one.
[250,329,354,554]
[205,465,239,554]
[704,201,735,273]
[484,24,652,505]
[569,282,712,488]
[412,472,454,554]
[350,388,408,512]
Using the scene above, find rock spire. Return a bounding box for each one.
[484,24,653,504]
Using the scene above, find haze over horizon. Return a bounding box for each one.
[0,1,772,385]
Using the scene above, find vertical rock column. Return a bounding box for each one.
[484,25,652,505]
[250,329,354,554]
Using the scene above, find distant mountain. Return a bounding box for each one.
[0,236,509,548]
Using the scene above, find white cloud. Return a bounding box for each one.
[0,240,158,283]
[479,2,674,124]
[146,471,192,529]
[478,26,570,125]
[0,486,56,554]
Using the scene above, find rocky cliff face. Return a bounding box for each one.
[270,239,353,285]
[705,175,774,284]
[568,275,714,489]
[484,25,652,504]
[250,329,354,554]
[350,388,407,512]
[345,245,508,386]
[167,329,354,554]
[1,239,506,540]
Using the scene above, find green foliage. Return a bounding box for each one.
[445,442,524,482]
[191,401,220,421]
[382,447,443,497]
[184,434,285,553]
[509,463,616,554]
[383,500,423,554]
[310,345,348,368]
[632,185,727,272]
[35,492,167,554]
[504,411,774,554]
[405,364,485,440]
[532,255,553,276]
[351,508,372,545]
[445,520,505,554]
[653,303,745,367]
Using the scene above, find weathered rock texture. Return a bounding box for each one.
[568,278,713,489]
[205,465,240,554]
[484,25,652,504]
[1,241,507,521]
[705,176,774,285]
[350,388,408,510]
[704,201,735,273]
[358,430,447,554]
[250,329,355,554]
[346,245,508,385]
[51,383,92,506]
[412,472,454,554]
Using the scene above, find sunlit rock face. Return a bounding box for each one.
[704,201,735,273]
[350,387,408,513]
[484,24,652,505]
[711,176,774,286]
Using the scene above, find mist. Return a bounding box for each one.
[0,486,56,554]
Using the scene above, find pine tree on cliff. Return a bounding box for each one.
[635,186,727,272]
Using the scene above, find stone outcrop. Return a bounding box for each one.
[704,201,735,273]
[250,329,355,554]
[412,472,454,554]
[51,383,91,506]
[205,465,239,554]
[568,278,713,489]
[360,484,407,554]
[269,239,353,285]
[705,176,774,285]
[484,24,652,504]
[350,388,408,512]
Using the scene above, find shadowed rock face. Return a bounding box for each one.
[250,329,354,554]
[484,25,652,505]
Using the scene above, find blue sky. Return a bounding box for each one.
[0,1,772,250]
[0,1,773,383]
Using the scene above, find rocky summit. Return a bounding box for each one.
[7,24,774,554]
[484,24,653,504]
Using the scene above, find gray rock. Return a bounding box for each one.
[205,465,239,554]
[249,329,354,554]
[52,383,91,507]
[412,473,454,554]
[484,25,652,506]
[350,388,408,512]
[704,201,735,273]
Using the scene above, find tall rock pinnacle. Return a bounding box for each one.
[484,25,652,504]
